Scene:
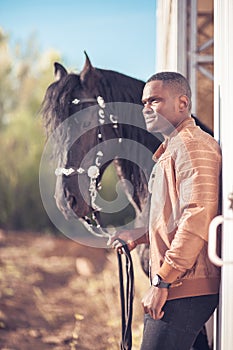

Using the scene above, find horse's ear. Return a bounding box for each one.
[54,62,68,81]
[80,51,94,83]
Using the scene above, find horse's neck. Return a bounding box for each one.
[97,69,153,226]
[113,158,150,230]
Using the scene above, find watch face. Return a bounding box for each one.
[152,275,171,289]
[152,274,160,286]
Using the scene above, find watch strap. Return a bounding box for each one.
[157,280,171,288]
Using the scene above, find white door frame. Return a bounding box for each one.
[209,1,233,349]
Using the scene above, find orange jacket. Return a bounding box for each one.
[149,117,222,300]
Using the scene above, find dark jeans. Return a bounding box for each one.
[140,294,219,350]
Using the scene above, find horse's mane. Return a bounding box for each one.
[41,74,83,136]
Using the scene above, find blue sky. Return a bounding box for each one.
[0,0,157,81]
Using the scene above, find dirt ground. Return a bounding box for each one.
[0,230,148,350]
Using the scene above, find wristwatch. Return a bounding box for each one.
[152,274,171,289]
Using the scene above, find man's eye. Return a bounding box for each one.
[142,98,161,106]
[151,98,162,105]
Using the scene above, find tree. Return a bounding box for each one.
[0,27,61,231]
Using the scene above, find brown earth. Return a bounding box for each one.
[0,230,148,350]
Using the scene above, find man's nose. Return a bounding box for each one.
[143,102,153,114]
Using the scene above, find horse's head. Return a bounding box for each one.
[42,55,124,221]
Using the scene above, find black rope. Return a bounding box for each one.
[116,239,134,350]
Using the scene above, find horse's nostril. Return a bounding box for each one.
[63,188,77,208]
[67,194,77,209]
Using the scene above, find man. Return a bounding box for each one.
[112,72,221,350]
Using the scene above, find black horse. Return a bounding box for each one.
[41,53,212,350]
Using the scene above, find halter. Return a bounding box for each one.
[55,95,134,350]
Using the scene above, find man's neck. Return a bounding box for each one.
[161,115,191,139]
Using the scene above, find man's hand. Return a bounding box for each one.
[141,285,168,320]
[109,227,148,254]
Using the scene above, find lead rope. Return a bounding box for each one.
[116,239,134,350]
[79,221,135,349]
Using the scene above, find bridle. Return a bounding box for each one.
[55,95,134,350]
[55,95,121,238]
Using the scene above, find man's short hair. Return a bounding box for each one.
[147,72,192,111]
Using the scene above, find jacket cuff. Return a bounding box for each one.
[157,261,182,283]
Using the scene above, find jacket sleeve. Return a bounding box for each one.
[157,138,221,282]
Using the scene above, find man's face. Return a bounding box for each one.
[141,80,181,135]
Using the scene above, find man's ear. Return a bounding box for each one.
[179,95,189,111]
